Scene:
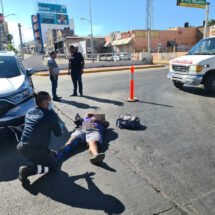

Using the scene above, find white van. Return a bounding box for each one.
[0,52,35,129]
[167,36,215,93]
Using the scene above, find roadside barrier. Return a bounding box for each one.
[127,65,139,102]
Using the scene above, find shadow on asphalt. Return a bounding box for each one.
[0,130,24,182]
[24,171,125,215]
[0,123,70,182]
[94,162,116,172]
[181,86,215,97]
[138,100,174,108]
[83,95,124,106]
[60,99,99,110]
[138,125,148,131]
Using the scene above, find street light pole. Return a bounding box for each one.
[18,23,24,58]
[4,13,16,18]
[203,2,210,39]
[0,0,4,15]
[89,0,94,61]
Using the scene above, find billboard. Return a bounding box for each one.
[177,0,206,8]
[38,2,67,14]
[39,13,69,25]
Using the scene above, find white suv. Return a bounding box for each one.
[0,52,35,129]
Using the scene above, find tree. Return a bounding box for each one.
[6,33,17,53]
[208,19,215,26]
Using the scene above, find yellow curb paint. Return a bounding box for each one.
[33,65,165,77]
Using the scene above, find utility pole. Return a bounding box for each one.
[0,0,4,15]
[203,2,210,39]
[89,0,94,61]
[146,0,153,54]
[18,23,24,58]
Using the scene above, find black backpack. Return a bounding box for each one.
[116,114,141,130]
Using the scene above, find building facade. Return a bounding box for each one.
[107,27,203,53]
[47,28,105,56]
[47,28,74,53]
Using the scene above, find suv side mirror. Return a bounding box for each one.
[26,68,35,76]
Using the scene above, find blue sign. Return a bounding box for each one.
[38,3,67,14]
[39,13,69,25]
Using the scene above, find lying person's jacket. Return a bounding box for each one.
[82,116,109,134]
[19,107,62,151]
[82,116,104,133]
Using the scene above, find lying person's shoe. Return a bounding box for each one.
[18,166,31,185]
[90,153,105,164]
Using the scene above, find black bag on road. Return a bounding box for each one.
[116,114,141,130]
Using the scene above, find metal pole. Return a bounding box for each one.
[146,0,153,54]
[89,0,94,61]
[0,0,4,15]
[204,2,210,39]
[18,23,24,58]
[148,29,151,54]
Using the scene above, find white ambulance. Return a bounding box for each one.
[167,26,215,93]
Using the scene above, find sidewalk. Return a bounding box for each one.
[34,64,165,76]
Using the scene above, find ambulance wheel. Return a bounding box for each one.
[204,74,215,94]
[173,81,184,89]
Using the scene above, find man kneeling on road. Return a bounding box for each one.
[17,91,63,185]
[56,113,109,164]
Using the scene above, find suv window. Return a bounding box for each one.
[0,56,23,78]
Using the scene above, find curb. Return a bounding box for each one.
[33,64,165,76]
[153,61,169,65]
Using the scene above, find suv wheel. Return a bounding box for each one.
[173,81,184,89]
[204,74,215,94]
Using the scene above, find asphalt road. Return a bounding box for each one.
[0,67,215,215]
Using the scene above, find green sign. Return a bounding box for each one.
[177,0,206,8]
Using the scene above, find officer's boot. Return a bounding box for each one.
[18,165,37,185]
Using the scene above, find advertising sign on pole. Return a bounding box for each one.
[31,14,44,53]
[177,0,206,8]
[0,13,4,23]
[38,3,67,14]
[39,13,69,25]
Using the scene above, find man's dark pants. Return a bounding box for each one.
[18,145,58,173]
[71,72,83,95]
[50,75,58,98]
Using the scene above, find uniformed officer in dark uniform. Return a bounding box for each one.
[68,45,85,96]
[17,91,63,185]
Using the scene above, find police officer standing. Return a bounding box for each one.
[17,91,63,185]
[68,45,85,96]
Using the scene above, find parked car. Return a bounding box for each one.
[120,52,131,60]
[0,52,35,130]
[112,52,131,61]
[112,53,121,62]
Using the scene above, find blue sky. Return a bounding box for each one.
[2,0,215,46]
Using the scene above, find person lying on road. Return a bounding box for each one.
[56,113,109,164]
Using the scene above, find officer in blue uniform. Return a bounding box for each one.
[17,91,63,185]
[68,45,85,96]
